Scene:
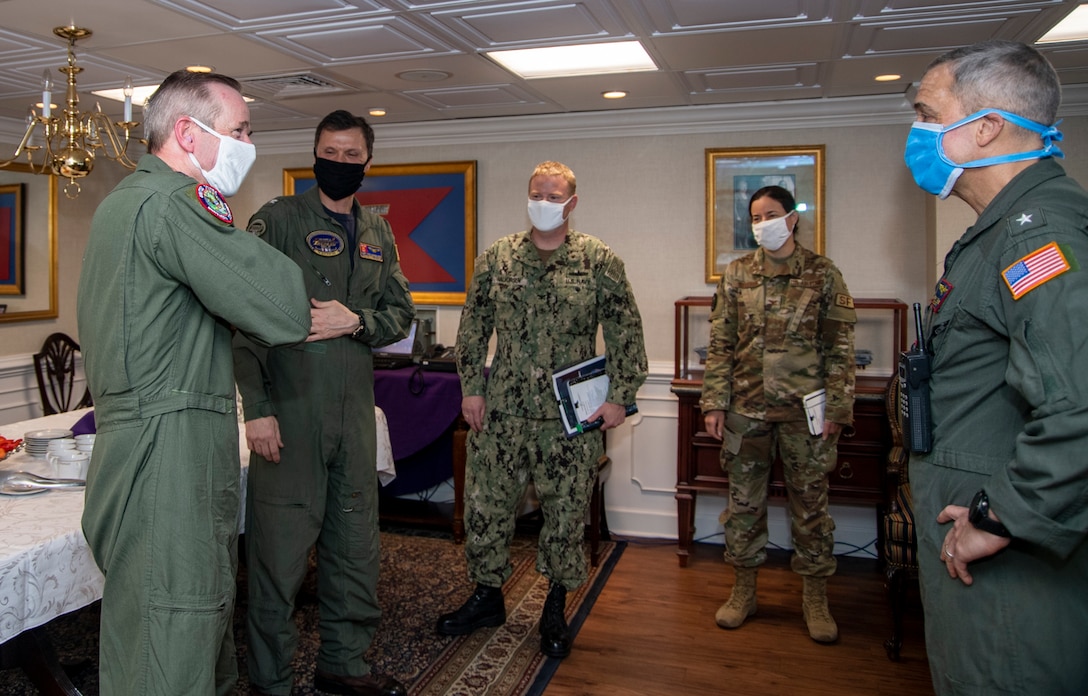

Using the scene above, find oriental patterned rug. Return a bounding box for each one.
[0,529,624,696]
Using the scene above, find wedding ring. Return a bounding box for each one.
[943,548,954,559]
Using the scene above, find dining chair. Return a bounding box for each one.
[881,374,918,660]
[33,333,93,416]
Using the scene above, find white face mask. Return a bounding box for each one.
[186,116,256,196]
[527,197,571,232]
[751,214,794,252]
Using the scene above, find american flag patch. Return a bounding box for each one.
[1001,242,1070,300]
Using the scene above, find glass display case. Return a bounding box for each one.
[673,295,713,384]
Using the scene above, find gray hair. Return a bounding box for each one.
[927,40,1061,128]
[143,70,244,153]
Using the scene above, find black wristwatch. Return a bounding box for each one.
[968,489,1012,538]
[351,313,366,340]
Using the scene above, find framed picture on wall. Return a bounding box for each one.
[705,145,825,283]
[285,160,477,305]
[0,163,57,324]
[1,182,25,295]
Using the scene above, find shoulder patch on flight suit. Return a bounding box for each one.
[834,293,854,310]
[932,278,953,312]
[1005,208,1045,235]
[195,184,233,225]
[359,243,384,262]
[246,219,266,237]
[1001,241,1071,300]
[307,230,344,257]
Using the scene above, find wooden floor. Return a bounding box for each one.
[546,540,934,696]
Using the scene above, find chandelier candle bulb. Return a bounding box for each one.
[41,69,52,119]
[123,76,133,122]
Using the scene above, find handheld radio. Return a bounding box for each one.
[898,302,933,454]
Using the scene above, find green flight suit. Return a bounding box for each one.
[76,155,311,696]
[911,158,1088,695]
[456,230,647,589]
[232,186,413,693]
[700,244,856,575]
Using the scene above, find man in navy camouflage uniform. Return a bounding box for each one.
[436,161,647,659]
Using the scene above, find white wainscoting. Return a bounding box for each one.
[0,353,54,425]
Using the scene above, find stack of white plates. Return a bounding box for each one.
[23,429,75,458]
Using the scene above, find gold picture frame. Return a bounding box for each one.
[285,160,477,306]
[0,162,57,323]
[705,145,825,283]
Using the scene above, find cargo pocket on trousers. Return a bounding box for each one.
[147,591,232,683]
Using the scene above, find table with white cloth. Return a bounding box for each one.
[0,406,394,694]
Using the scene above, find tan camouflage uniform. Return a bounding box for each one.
[456,230,647,589]
[700,244,856,576]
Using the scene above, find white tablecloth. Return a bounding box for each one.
[0,407,394,644]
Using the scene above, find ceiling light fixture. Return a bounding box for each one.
[487,41,657,79]
[602,90,627,99]
[368,108,387,117]
[874,74,901,82]
[1038,3,1088,43]
[0,26,141,198]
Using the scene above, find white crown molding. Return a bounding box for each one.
[253,84,1088,153]
[6,84,1088,154]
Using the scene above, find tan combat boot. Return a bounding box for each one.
[715,566,758,628]
[802,576,839,643]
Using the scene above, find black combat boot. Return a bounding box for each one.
[539,583,571,658]
[436,583,506,636]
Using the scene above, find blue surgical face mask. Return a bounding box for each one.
[903,108,1063,199]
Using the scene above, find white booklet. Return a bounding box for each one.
[551,355,637,438]
[803,388,826,436]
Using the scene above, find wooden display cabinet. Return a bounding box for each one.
[670,296,907,566]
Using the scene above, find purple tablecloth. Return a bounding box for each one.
[66,369,462,496]
[373,366,462,460]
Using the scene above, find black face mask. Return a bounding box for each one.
[313,156,368,201]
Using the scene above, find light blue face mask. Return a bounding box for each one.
[903,108,1063,198]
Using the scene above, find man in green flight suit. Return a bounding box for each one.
[904,40,1088,695]
[233,110,413,696]
[436,161,647,660]
[77,70,312,695]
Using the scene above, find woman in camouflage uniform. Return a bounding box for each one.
[700,185,856,643]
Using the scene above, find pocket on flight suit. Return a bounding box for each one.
[147,589,233,692]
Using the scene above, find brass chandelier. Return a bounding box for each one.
[0,26,141,198]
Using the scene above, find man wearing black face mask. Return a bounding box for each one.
[233,110,413,696]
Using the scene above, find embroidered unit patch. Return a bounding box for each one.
[359,243,384,262]
[307,230,344,257]
[1001,242,1070,300]
[931,278,953,313]
[196,184,232,224]
[834,293,854,309]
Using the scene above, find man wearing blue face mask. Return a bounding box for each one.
[904,40,1088,695]
[233,110,413,696]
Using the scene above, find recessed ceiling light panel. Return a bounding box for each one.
[1038,4,1088,43]
[487,41,657,79]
